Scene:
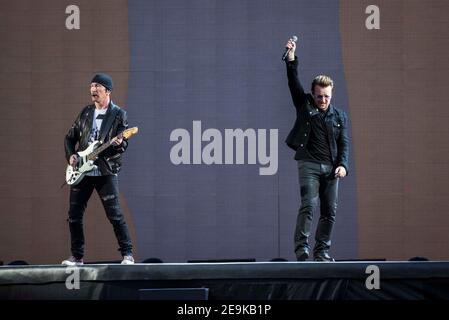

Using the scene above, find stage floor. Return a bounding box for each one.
[1,261,448,300]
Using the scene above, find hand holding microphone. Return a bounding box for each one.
[282,35,298,61]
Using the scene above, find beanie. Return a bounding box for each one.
[91,73,113,91]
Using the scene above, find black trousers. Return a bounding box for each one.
[68,175,133,259]
[294,160,339,259]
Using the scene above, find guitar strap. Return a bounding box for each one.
[98,103,120,143]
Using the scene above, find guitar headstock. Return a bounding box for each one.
[122,127,139,139]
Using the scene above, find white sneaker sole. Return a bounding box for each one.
[61,261,84,266]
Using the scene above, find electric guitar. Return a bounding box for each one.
[65,127,138,186]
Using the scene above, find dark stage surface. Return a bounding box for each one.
[1,261,449,300]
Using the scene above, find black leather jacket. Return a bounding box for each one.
[64,101,128,175]
[285,58,350,173]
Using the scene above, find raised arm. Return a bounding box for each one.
[285,38,307,109]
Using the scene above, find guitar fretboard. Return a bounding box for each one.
[87,140,115,161]
[84,127,136,161]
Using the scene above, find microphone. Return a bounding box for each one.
[281,35,298,61]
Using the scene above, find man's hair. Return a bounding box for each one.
[311,75,334,93]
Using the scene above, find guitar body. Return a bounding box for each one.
[64,127,138,186]
[65,141,100,186]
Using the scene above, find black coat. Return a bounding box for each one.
[285,58,350,173]
[64,101,128,175]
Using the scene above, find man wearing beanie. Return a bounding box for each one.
[62,73,134,265]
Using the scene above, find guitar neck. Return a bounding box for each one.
[84,127,137,161]
[87,140,115,161]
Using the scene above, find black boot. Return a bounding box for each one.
[294,210,313,261]
[313,215,335,262]
[313,252,335,262]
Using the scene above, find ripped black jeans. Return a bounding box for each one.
[68,175,133,259]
